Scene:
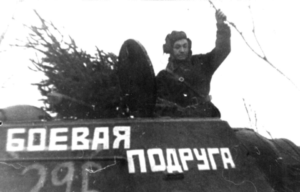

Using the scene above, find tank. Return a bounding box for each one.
[1,118,300,192]
[0,40,299,192]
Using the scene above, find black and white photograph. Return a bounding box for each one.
[0,0,300,191]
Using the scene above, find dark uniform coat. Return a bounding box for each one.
[156,23,231,117]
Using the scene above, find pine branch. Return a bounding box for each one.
[22,11,122,119]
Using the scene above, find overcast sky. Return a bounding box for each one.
[1,0,300,144]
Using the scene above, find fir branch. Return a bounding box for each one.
[23,11,121,119]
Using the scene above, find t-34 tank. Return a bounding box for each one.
[0,40,299,192]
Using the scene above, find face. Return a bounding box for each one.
[172,39,189,60]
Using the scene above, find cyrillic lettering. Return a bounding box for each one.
[193,148,210,170]
[92,127,109,150]
[28,128,46,151]
[6,128,25,151]
[147,148,166,172]
[72,127,89,150]
[207,148,219,170]
[126,150,147,173]
[113,126,130,149]
[49,128,68,151]
[178,148,194,171]
[166,148,183,173]
[220,148,235,169]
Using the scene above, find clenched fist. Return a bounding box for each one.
[216,9,227,24]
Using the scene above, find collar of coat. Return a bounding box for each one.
[166,53,192,72]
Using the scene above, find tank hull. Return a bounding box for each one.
[0,118,298,192]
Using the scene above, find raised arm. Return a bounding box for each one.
[205,9,231,74]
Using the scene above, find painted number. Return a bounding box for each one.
[22,162,101,192]
[82,162,102,192]
[22,164,47,192]
[51,162,75,192]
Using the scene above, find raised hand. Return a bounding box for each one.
[216,9,227,24]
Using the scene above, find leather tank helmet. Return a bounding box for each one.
[163,31,192,58]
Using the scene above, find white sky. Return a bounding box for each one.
[0,0,300,145]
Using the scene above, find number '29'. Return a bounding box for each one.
[22,162,101,192]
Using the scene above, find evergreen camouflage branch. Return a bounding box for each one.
[24,11,122,119]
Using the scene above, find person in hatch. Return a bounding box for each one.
[155,9,231,118]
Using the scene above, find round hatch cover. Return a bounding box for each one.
[117,39,156,117]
